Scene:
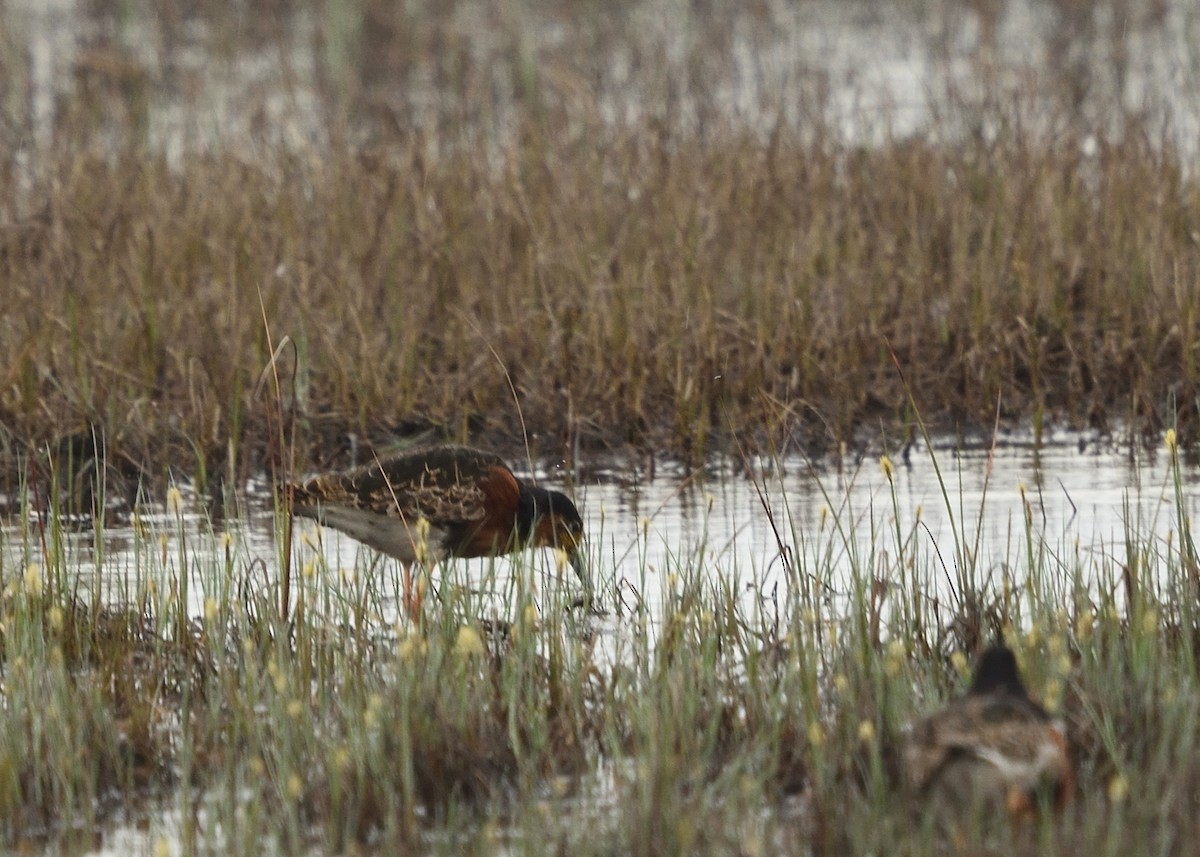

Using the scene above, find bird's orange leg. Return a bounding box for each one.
[401,562,428,623]
[402,562,416,620]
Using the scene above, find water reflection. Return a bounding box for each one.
[594,438,1182,595]
[2,437,1188,628]
[3,0,1197,155]
[0,436,1191,857]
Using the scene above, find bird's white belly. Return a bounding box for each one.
[307,506,449,565]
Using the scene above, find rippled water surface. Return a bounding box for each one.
[4,435,1193,625]
[348,438,1185,622]
[3,435,1194,855]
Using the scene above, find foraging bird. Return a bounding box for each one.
[283,444,588,616]
[902,645,1073,824]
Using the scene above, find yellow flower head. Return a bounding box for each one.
[166,486,184,515]
[1047,633,1064,656]
[414,517,432,564]
[454,625,485,659]
[398,633,427,662]
[806,721,825,748]
[880,455,894,482]
[333,746,351,770]
[1166,428,1178,454]
[287,772,304,801]
[1108,774,1129,803]
[22,564,42,598]
[857,719,876,744]
[523,604,539,628]
[1075,609,1095,642]
[1042,678,1062,711]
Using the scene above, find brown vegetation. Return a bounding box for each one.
[0,0,1195,493]
[2,123,1198,492]
[3,485,1200,854]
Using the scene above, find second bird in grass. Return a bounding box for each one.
[283,444,588,615]
[902,644,1074,825]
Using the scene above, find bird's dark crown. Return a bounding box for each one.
[969,645,1029,698]
[516,485,584,539]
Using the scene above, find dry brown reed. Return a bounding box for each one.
[1,120,1198,490]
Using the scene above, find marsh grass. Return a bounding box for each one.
[2,435,1200,854]
[4,84,1200,486]
[4,0,1200,850]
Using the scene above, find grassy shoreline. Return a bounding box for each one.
[3,1,1199,852]
[3,120,1199,493]
[0,439,1198,854]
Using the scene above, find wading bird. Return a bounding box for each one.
[282,444,588,616]
[902,644,1073,826]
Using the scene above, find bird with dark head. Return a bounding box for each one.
[281,444,588,616]
[967,645,1029,698]
[901,644,1073,829]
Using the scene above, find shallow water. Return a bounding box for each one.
[2,433,1192,856]
[314,434,1189,607]
[4,0,1199,156]
[3,433,1191,627]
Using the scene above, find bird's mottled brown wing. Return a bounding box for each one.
[904,694,1055,791]
[904,710,957,791]
[291,445,509,526]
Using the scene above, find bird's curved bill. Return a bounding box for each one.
[567,544,589,586]
[565,544,599,613]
